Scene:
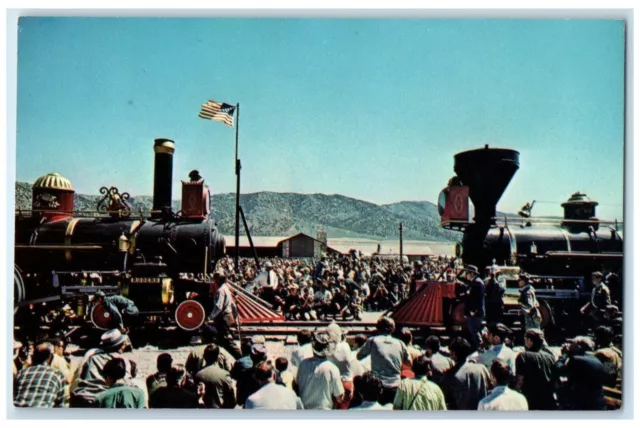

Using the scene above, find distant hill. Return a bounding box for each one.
[15,182,461,241]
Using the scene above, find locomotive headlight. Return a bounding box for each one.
[161,278,175,305]
[118,233,130,252]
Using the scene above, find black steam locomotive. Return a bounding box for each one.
[14,139,226,331]
[437,146,623,320]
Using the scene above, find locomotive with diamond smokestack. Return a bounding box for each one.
[14,138,226,332]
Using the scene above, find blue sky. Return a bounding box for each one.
[16,18,625,220]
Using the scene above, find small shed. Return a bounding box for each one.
[276,233,328,258]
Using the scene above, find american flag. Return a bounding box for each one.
[198,100,236,127]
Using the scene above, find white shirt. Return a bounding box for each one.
[349,401,392,411]
[208,283,235,320]
[295,357,344,410]
[314,290,332,304]
[291,343,314,367]
[477,386,529,411]
[245,382,304,410]
[265,270,279,290]
[361,283,370,298]
[351,349,372,374]
[468,344,518,375]
[328,341,355,381]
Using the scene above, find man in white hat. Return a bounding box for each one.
[326,322,355,409]
[294,330,345,410]
[70,329,135,407]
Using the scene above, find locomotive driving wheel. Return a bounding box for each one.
[175,300,206,331]
[14,265,25,306]
[91,302,112,330]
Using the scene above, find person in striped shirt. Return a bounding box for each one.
[14,343,66,408]
[393,355,447,410]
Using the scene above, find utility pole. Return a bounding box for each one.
[399,222,404,266]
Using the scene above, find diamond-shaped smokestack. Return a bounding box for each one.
[454,145,520,225]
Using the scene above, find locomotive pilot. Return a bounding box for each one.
[518,274,542,332]
[95,291,139,334]
[580,271,612,326]
[207,271,243,359]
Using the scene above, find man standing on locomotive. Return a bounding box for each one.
[461,265,485,351]
[580,271,612,327]
[95,291,139,334]
[207,271,243,359]
[518,274,542,332]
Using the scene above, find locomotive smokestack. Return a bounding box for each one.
[454,146,519,268]
[152,138,175,216]
[454,146,520,225]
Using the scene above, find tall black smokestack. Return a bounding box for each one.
[153,138,175,217]
[454,145,519,267]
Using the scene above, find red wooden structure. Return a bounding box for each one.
[391,281,457,327]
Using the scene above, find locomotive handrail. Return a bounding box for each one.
[15,245,103,250]
[15,208,163,215]
[444,218,624,226]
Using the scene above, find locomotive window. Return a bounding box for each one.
[438,190,448,216]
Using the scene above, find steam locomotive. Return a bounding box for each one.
[391,146,623,333]
[438,146,623,284]
[14,138,226,332]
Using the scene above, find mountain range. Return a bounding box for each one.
[15,182,461,241]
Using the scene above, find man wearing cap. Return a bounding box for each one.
[207,271,242,359]
[70,329,134,407]
[94,291,139,333]
[468,323,518,375]
[261,261,279,306]
[295,329,345,410]
[518,274,542,332]
[580,272,612,326]
[232,342,268,407]
[357,317,411,405]
[461,265,486,351]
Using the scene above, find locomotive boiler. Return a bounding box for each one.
[14,138,226,331]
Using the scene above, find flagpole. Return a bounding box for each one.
[234,103,241,274]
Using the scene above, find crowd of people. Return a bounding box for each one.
[13,250,624,411]
[13,315,622,411]
[217,252,455,320]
